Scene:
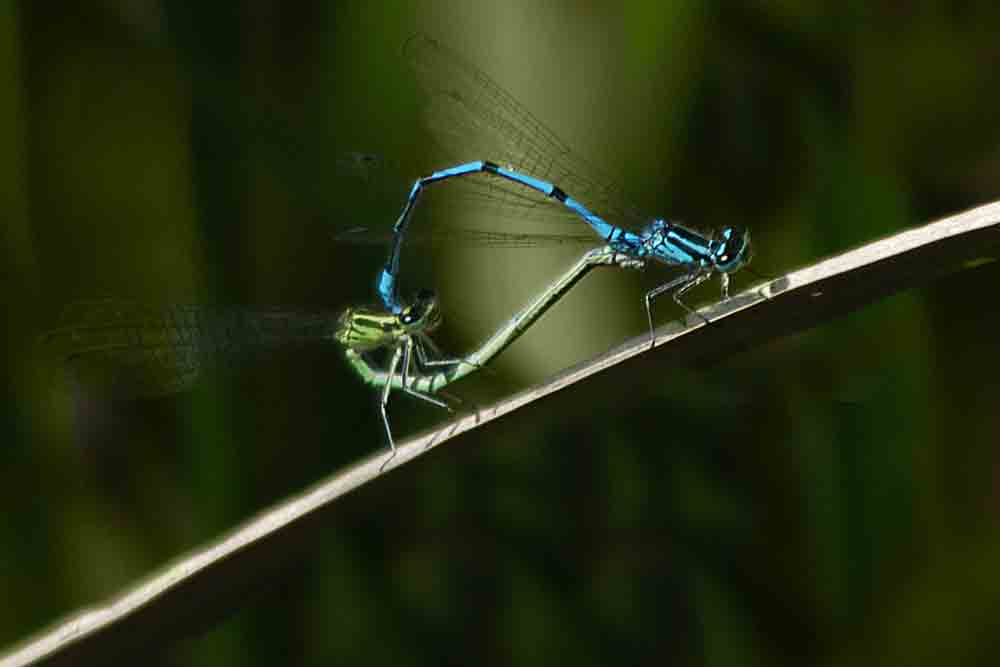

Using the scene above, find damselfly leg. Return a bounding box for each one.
[643,272,713,347]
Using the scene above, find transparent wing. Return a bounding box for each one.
[41,300,340,397]
[331,150,586,233]
[404,33,649,229]
[335,151,390,182]
[333,225,599,249]
[335,152,411,202]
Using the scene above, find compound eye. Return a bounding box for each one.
[400,303,425,325]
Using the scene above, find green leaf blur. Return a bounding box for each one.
[4,1,1000,665]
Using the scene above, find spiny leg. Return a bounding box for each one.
[413,332,464,367]
[400,337,452,412]
[411,336,494,449]
[378,344,404,472]
[399,338,463,453]
[414,333,488,374]
[673,272,712,326]
[414,338,489,407]
[643,273,699,348]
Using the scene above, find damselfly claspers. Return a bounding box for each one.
[342,244,637,467]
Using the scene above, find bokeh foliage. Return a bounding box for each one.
[4,1,1000,665]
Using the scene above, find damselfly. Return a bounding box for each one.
[42,243,624,469]
[41,300,344,398]
[375,34,752,344]
[344,244,635,466]
[40,295,473,468]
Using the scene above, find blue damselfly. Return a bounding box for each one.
[375,35,752,343]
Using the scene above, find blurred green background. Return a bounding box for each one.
[4,1,1000,665]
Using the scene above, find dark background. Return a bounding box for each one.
[4,1,1000,664]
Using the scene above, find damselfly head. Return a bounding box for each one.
[711,227,751,273]
[399,289,443,332]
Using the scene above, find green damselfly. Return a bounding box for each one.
[42,245,630,469]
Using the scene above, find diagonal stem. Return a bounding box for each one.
[5,200,1000,667]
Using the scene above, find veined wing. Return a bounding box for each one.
[405,33,649,230]
[41,300,340,397]
[334,150,601,229]
[333,225,600,248]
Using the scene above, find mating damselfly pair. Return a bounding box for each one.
[42,35,751,470]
